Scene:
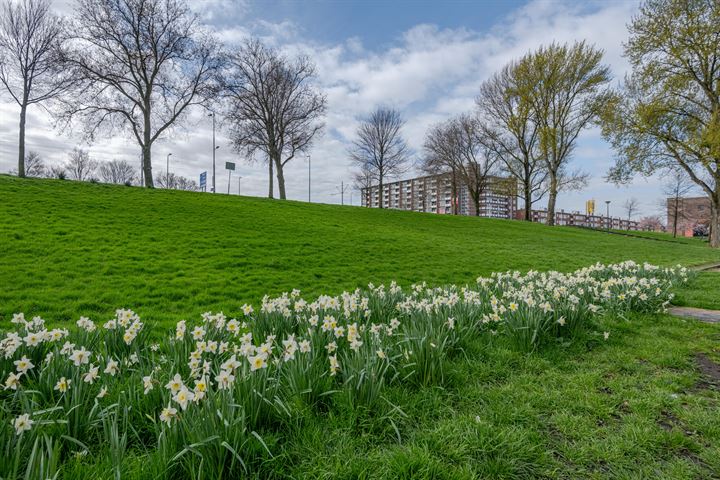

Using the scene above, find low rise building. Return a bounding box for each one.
[360,172,517,219]
[667,196,711,236]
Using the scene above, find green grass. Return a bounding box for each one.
[3,175,720,479]
[674,272,720,310]
[265,313,720,479]
[610,229,710,246]
[1,175,719,328]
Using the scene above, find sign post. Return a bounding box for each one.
[225,162,236,195]
[199,171,207,192]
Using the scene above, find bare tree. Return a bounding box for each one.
[175,175,198,191]
[25,151,46,177]
[224,39,326,199]
[476,62,547,221]
[155,171,197,191]
[58,0,222,188]
[515,41,611,225]
[9,151,46,177]
[349,106,410,208]
[49,164,66,179]
[663,169,696,237]
[0,0,70,177]
[99,159,137,185]
[638,215,664,232]
[623,197,641,221]
[452,114,499,216]
[423,120,461,214]
[64,147,97,181]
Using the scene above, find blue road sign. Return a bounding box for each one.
[199,171,207,190]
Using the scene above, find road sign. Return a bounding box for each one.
[199,171,207,191]
[225,162,235,171]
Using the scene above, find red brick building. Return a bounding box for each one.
[667,196,711,237]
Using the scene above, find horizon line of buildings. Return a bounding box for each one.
[360,171,641,230]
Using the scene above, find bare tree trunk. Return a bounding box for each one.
[268,160,274,198]
[547,174,558,226]
[142,143,153,187]
[672,196,679,237]
[275,158,286,200]
[142,108,154,187]
[17,103,27,177]
[378,175,384,209]
[474,194,480,216]
[524,184,532,221]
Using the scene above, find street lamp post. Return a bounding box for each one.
[605,200,611,231]
[238,176,242,196]
[166,153,172,189]
[209,112,216,193]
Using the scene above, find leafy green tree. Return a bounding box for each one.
[515,42,610,225]
[601,0,720,247]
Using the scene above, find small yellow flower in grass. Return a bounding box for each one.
[249,355,267,372]
[509,303,519,312]
[14,355,34,374]
[159,406,178,426]
[13,413,33,435]
[603,331,610,341]
[165,373,184,394]
[54,376,71,393]
[191,326,206,341]
[325,341,337,353]
[376,349,386,360]
[557,316,566,327]
[299,339,311,353]
[97,386,108,398]
[172,386,194,410]
[5,372,22,390]
[242,304,254,316]
[23,331,43,347]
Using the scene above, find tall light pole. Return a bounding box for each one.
[166,153,172,189]
[605,200,611,231]
[238,176,242,196]
[209,112,216,193]
[306,154,311,202]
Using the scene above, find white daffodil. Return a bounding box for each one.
[13,413,33,435]
[14,356,34,374]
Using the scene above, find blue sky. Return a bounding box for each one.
[0,0,684,218]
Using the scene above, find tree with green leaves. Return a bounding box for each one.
[601,0,720,247]
[515,41,610,225]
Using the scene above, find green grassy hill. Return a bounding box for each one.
[2,175,719,327]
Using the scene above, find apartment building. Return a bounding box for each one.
[529,210,639,230]
[360,172,517,219]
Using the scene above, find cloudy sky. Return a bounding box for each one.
[0,0,687,217]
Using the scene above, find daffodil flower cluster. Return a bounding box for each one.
[0,262,689,476]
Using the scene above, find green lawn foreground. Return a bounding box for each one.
[2,176,720,479]
[1,174,719,329]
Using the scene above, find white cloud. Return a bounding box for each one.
[2,0,667,217]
